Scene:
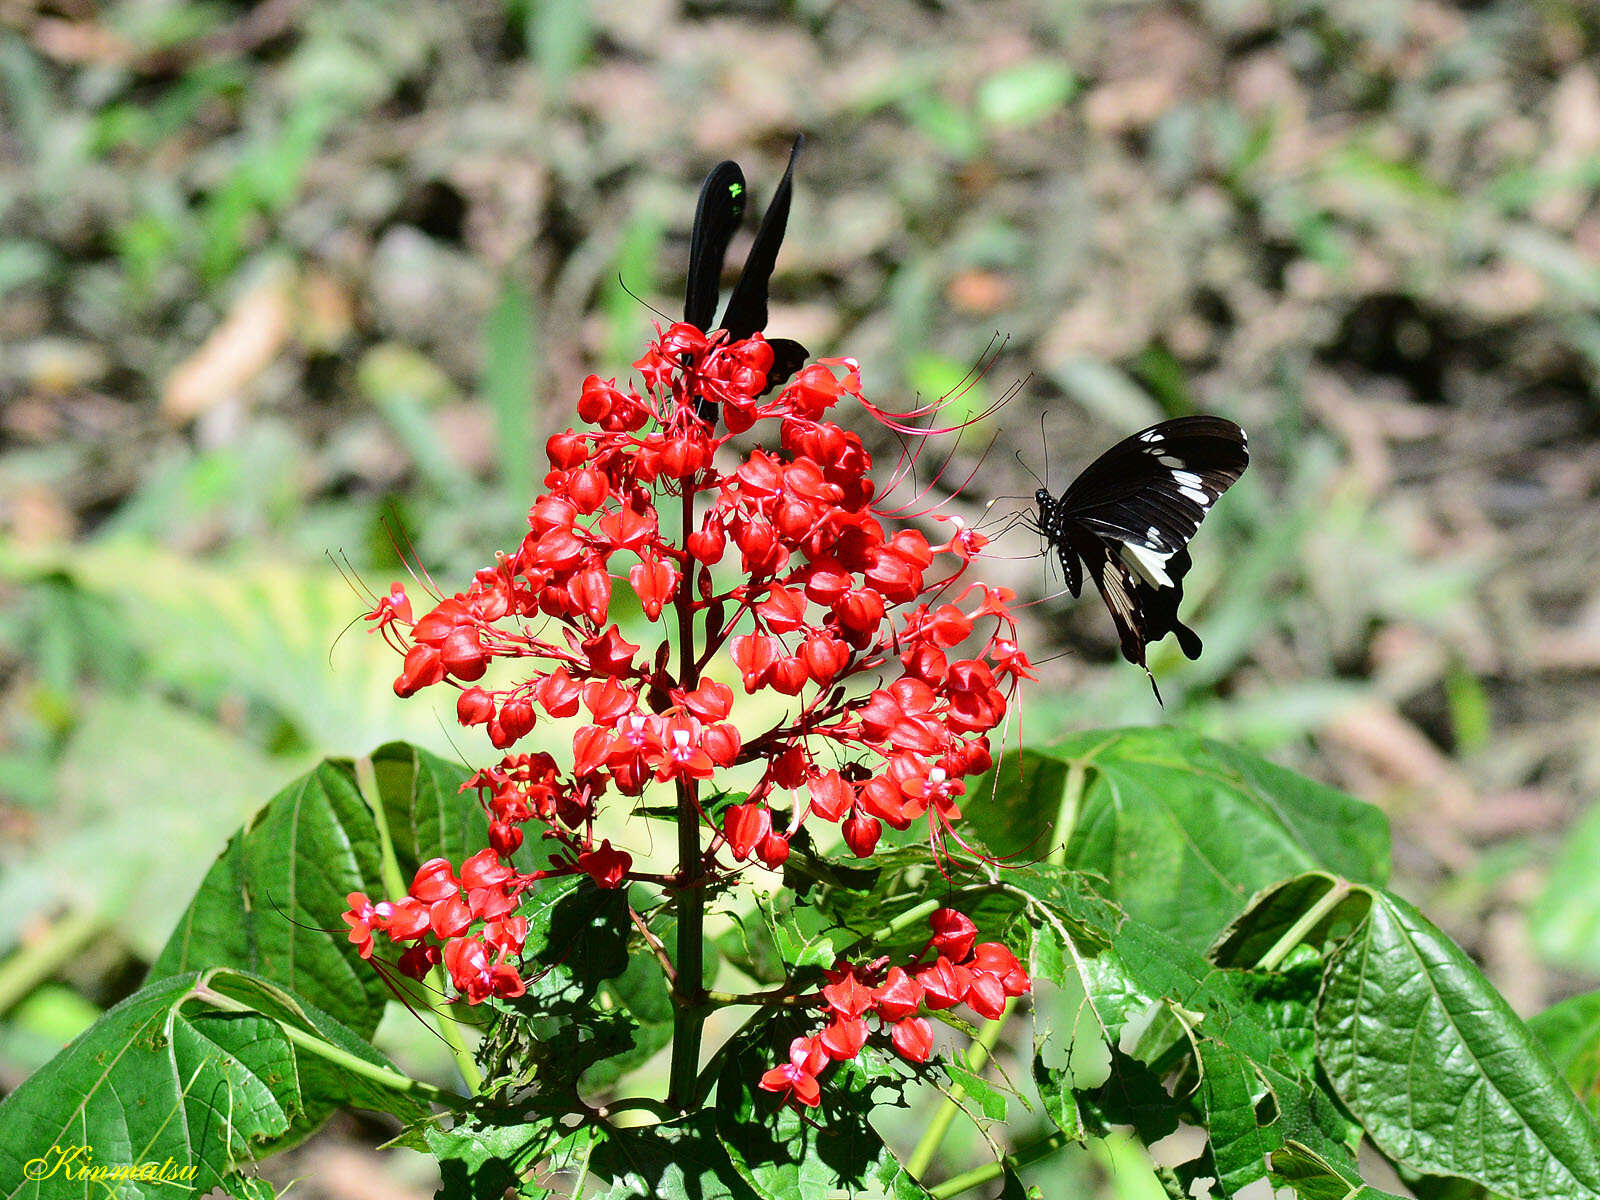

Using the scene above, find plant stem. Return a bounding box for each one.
[668,483,706,1110]
[356,756,483,1094]
[926,1129,1071,1198]
[1255,876,1355,972]
[193,984,464,1108]
[905,996,1014,1179]
[705,987,812,1007]
[0,908,104,1018]
[1054,759,1087,851]
[841,898,943,959]
[907,758,1088,1181]
[630,905,676,983]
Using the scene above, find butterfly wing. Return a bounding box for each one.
[685,139,809,421]
[720,134,803,340]
[1053,416,1248,694]
[685,161,747,332]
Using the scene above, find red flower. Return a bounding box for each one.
[341,893,384,959]
[806,771,853,822]
[457,687,494,726]
[760,1036,824,1109]
[841,812,881,857]
[929,908,978,961]
[821,972,874,1021]
[410,858,459,903]
[820,1016,868,1061]
[756,831,790,868]
[583,626,640,677]
[873,967,924,1022]
[536,668,582,718]
[723,802,772,861]
[394,644,445,697]
[397,942,440,980]
[365,268,1037,1103]
[385,897,431,942]
[443,936,525,1004]
[429,895,472,939]
[578,839,631,889]
[917,956,973,1011]
[629,560,679,621]
[891,1016,934,1063]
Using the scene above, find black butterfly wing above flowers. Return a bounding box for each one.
[682,137,809,421]
[685,160,746,332]
[1044,415,1248,697]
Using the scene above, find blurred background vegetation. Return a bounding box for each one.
[4,0,1600,1195]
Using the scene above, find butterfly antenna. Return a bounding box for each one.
[617,272,672,322]
[1013,450,1045,492]
[1039,409,1050,488]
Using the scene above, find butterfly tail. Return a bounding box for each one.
[1173,619,1202,660]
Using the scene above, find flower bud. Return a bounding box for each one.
[842,812,881,857]
[457,687,494,726]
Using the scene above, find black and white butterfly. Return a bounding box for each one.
[683,136,809,420]
[1033,415,1249,700]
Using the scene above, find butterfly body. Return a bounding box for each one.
[1035,415,1249,696]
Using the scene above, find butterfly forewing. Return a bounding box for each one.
[1042,415,1249,698]
[1060,416,1247,546]
[685,161,747,332]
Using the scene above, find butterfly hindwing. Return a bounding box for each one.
[1041,415,1248,698]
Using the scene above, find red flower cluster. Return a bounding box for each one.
[759,907,1031,1107]
[360,319,1035,1093]
[342,848,532,1003]
[370,323,1031,876]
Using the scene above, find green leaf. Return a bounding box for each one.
[590,1115,758,1200]
[971,732,1389,949]
[1318,888,1600,1199]
[149,758,389,1038]
[369,740,479,871]
[148,744,485,1047]
[0,968,426,1198]
[1197,1040,1278,1195]
[479,877,641,1097]
[579,926,676,1091]
[1530,990,1600,1122]
[213,971,430,1150]
[1210,873,1373,970]
[1016,867,1363,1197]
[1270,1141,1409,1200]
[427,1108,582,1200]
[715,1021,928,1200]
